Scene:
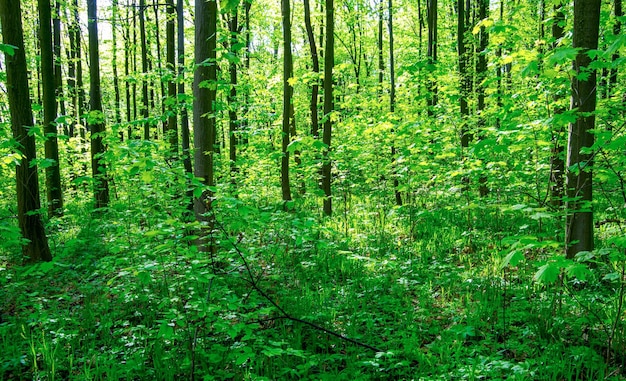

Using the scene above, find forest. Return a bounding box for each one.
[0,0,625,378]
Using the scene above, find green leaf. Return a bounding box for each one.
[502,250,524,268]
[603,272,621,282]
[548,47,579,66]
[0,43,17,56]
[534,262,560,284]
[566,263,590,281]
[220,0,239,13]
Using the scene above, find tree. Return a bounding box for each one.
[111,0,123,136]
[193,0,218,244]
[549,0,566,206]
[458,0,470,148]
[426,0,437,115]
[178,0,193,189]
[226,5,239,185]
[304,0,320,138]
[38,0,64,217]
[565,0,602,257]
[166,0,177,155]
[389,0,402,206]
[1,0,53,263]
[139,0,151,140]
[87,0,110,209]
[281,0,293,203]
[322,0,334,216]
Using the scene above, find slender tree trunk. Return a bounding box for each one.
[322,0,334,216]
[166,0,178,156]
[426,0,438,116]
[125,2,133,135]
[389,0,402,206]
[112,0,123,138]
[304,0,320,138]
[378,0,384,96]
[178,0,193,212]
[87,0,110,209]
[566,0,601,257]
[53,1,65,129]
[140,0,150,139]
[476,0,489,197]
[281,0,293,203]
[133,1,139,130]
[1,0,53,263]
[227,9,239,186]
[154,0,166,134]
[550,2,566,206]
[458,0,470,147]
[193,0,218,248]
[38,0,64,217]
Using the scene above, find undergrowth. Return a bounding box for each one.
[2,185,626,380]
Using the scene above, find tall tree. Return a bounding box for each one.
[389,0,402,206]
[1,0,53,263]
[476,0,489,196]
[565,0,601,257]
[139,0,150,139]
[426,0,438,115]
[458,0,470,148]
[178,0,193,184]
[304,0,320,138]
[112,0,123,136]
[227,6,239,184]
[549,0,566,206]
[38,0,64,217]
[322,0,334,216]
[87,0,110,209]
[166,0,178,155]
[193,0,218,241]
[53,1,65,127]
[281,0,293,202]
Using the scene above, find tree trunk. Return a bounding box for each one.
[426,0,438,116]
[178,0,193,213]
[476,0,489,197]
[565,0,601,257]
[458,0,470,147]
[304,0,320,138]
[53,1,65,131]
[38,0,64,217]
[112,0,123,138]
[166,0,178,156]
[322,0,334,216]
[87,0,110,209]
[227,8,239,186]
[550,2,566,206]
[389,0,402,206]
[281,0,293,203]
[378,0,384,97]
[1,0,53,263]
[193,0,218,248]
[140,0,150,139]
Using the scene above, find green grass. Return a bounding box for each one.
[1,179,626,380]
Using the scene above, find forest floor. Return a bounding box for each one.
[1,191,626,380]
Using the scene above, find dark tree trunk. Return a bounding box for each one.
[1,0,53,263]
[304,0,320,138]
[166,0,178,156]
[476,0,489,197]
[140,0,150,139]
[227,8,239,185]
[38,0,64,217]
[322,0,334,216]
[112,0,123,137]
[566,0,601,257]
[550,2,566,206]
[378,0,384,96]
[53,1,65,129]
[178,0,193,212]
[281,0,293,203]
[87,0,110,209]
[389,0,402,206]
[458,0,470,147]
[426,0,437,116]
[193,0,218,248]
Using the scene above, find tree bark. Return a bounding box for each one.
[458,0,470,147]
[38,0,64,217]
[166,0,178,156]
[304,0,320,138]
[426,0,438,116]
[281,0,293,203]
[1,0,53,263]
[566,0,601,257]
[227,8,239,186]
[389,0,402,206]
[87,0,110,209]
[140,0,150,139]
[322,0,334,216]
[193,0,218,248]
[550,2,566,206]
